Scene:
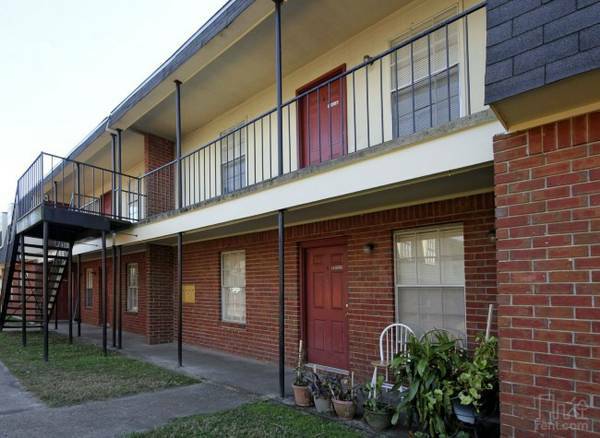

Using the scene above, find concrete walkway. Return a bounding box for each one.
[0,323,296,437]
[56,322,295,398]
[0,381,254,438]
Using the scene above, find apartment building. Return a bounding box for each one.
[0,0,598,435]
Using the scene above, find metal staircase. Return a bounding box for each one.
[0,235,70,331]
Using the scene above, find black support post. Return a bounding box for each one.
[117,130,123,219]
[177,232,183,367]
[111,134,117,217]
[101,231,107,355]
[273,0,285,399]
[77,254,81,337]
[68,244,73,344]
[54,288,58,330]
[278,210,285,398]
[112,237,117,347]
[274,0,284,177]
[42,221,49,362]
[117,245,122,349]
[174,79,183,366]
[20,234,26,347]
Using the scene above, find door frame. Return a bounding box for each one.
[299,236,350,369]
[296,64,348,168]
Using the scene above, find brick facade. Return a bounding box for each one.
[144,134,175,216]
[494,111,600,436]
[179,193,496,379]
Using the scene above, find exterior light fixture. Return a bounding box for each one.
[488,229,497,243]
[363,243,375,254]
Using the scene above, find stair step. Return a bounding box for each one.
[17,252,69,259]
[21,243,69,251]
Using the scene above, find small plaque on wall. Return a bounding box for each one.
[183,284,196,304]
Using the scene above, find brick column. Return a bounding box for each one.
[494,112,600,436]
[145,244,175,344]
[144,134,175,216]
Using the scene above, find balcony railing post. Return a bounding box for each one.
[111,133,117,217]
[274,0,283,177]
[175,80,183,209]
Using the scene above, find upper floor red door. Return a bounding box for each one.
[298,65,347,168]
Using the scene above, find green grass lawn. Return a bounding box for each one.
[129,401,364,437]
[0,332,198,407]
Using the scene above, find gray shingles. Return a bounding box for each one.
[580,23,600,50]
[577,0,600,8]
[487,0,541,28]
[485,67,545,104]
[486,59,514,84]
[487,27,543,64]
[488,21,513,46]
[513,0,576,35]
[513,34,578,74]
[543,2,600,42]
[546,46,600,83]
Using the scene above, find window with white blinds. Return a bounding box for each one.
[85,269,94,308]
[220,123,247,194]
[390,6,460,137]
[127,263,139,313]
[394,225,466,340]
[221,250,246,324]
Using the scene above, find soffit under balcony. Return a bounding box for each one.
[132,0,410,140]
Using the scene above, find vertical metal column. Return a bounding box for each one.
[117,129,123,219]
[77,254,81,336]
[68,244,73,344]
[278,210,285,398]
[117,246,122,349]
[111,134,117,217]
[20,234,26,347]
[42,221,49,362]
[274,0,283,177]
[273,0,286,399]
[112,237,117,347]
[101,231,107,355]
[54,288,58,330]
[177,232,183,367]
[174,79,183,366]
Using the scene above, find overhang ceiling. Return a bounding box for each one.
[133,0,410,140]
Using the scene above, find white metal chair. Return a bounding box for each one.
[371,323,415,392]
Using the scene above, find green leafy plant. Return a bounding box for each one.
[328,376,355,401]
[363,376,390,414]
[308,372,333,399]
[456,335,498,413]
[391,331,465,437]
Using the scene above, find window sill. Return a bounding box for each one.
[220,321,246,329]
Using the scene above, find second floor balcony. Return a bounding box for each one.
[13,1,493,236]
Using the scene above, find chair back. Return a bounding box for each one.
[379,323,415,364]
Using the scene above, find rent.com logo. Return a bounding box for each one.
[534,393,590,433]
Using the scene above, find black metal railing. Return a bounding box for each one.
[138,4,485,219]
[15,153,143,223]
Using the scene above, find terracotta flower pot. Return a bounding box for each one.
[364,408,392,432]
[332,399,356,419]
[292,384,312,407]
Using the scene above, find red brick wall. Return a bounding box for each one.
[144,134,175,216]
[179,193,496,379]
[78,251,147,336]
[146,244,174,344]
[494,111,600,436]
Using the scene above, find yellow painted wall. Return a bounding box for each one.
[176,0,487,206]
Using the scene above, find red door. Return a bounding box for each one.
[102,191,112,216]
[305,244,349,370]
[298,65,347,168]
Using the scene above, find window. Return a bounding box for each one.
[127,263,139,313]
[220,123,246,194]
[221,250,246,323]
[394,225,466,340]
[85,269,94,308]
[390,7,460,137]
[128,196,139,221]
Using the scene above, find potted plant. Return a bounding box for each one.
[363,376,393,432]
[390,330,465,437]
[308,372,333,413]
[292,340,312,407]
[330,375,356,420]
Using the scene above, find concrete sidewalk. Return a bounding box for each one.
[55,322,294,398]
[0,381,254,438]
[0,362,43,416]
